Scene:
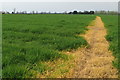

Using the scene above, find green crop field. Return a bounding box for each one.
[100,15,119,72]
[2,14,119,78]
[2,14,95,78]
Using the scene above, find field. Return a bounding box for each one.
[2,14,95,78]
[100,15,119,72]
[2,14,119,78]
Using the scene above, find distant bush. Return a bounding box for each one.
[69,11,95,14]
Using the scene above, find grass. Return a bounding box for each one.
[2,14,95,78]
[0,14,2,78]
[100,15,119,73]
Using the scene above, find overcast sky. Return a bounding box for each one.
[0,0,119,2]
[1,2,118,13]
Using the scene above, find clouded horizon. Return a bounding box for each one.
[1,2,118,13]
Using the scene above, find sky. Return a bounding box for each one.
[1,2,118,13]
[0,0,119,2]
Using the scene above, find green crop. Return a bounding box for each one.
[2,14,95,78]
[100,15,119,72]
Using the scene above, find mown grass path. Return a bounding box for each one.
[68,16,118,78]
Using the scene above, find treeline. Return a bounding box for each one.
[0,10,119,15]
[0,10,95,14]
[95,11,118,15]
[68,11,94,14]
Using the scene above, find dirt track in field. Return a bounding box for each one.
[67,16,118,78]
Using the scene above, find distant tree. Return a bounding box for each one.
[90,11,94,14]
[95,10,106,14]
[24,11,27,14]
[13,8,16,14]
[48,11,51,14]
[78,11,82,14]
[94,10,118,15]
[68,12,72,14]
[6,12,10,14]
[73,11,78,14]
[36,11,38,14]
[1,12,5,14]
[12,12,15,14]
[16,11,19,14]
[32,11,35,14]
[63,11,67,14]
[84,11,89,14]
